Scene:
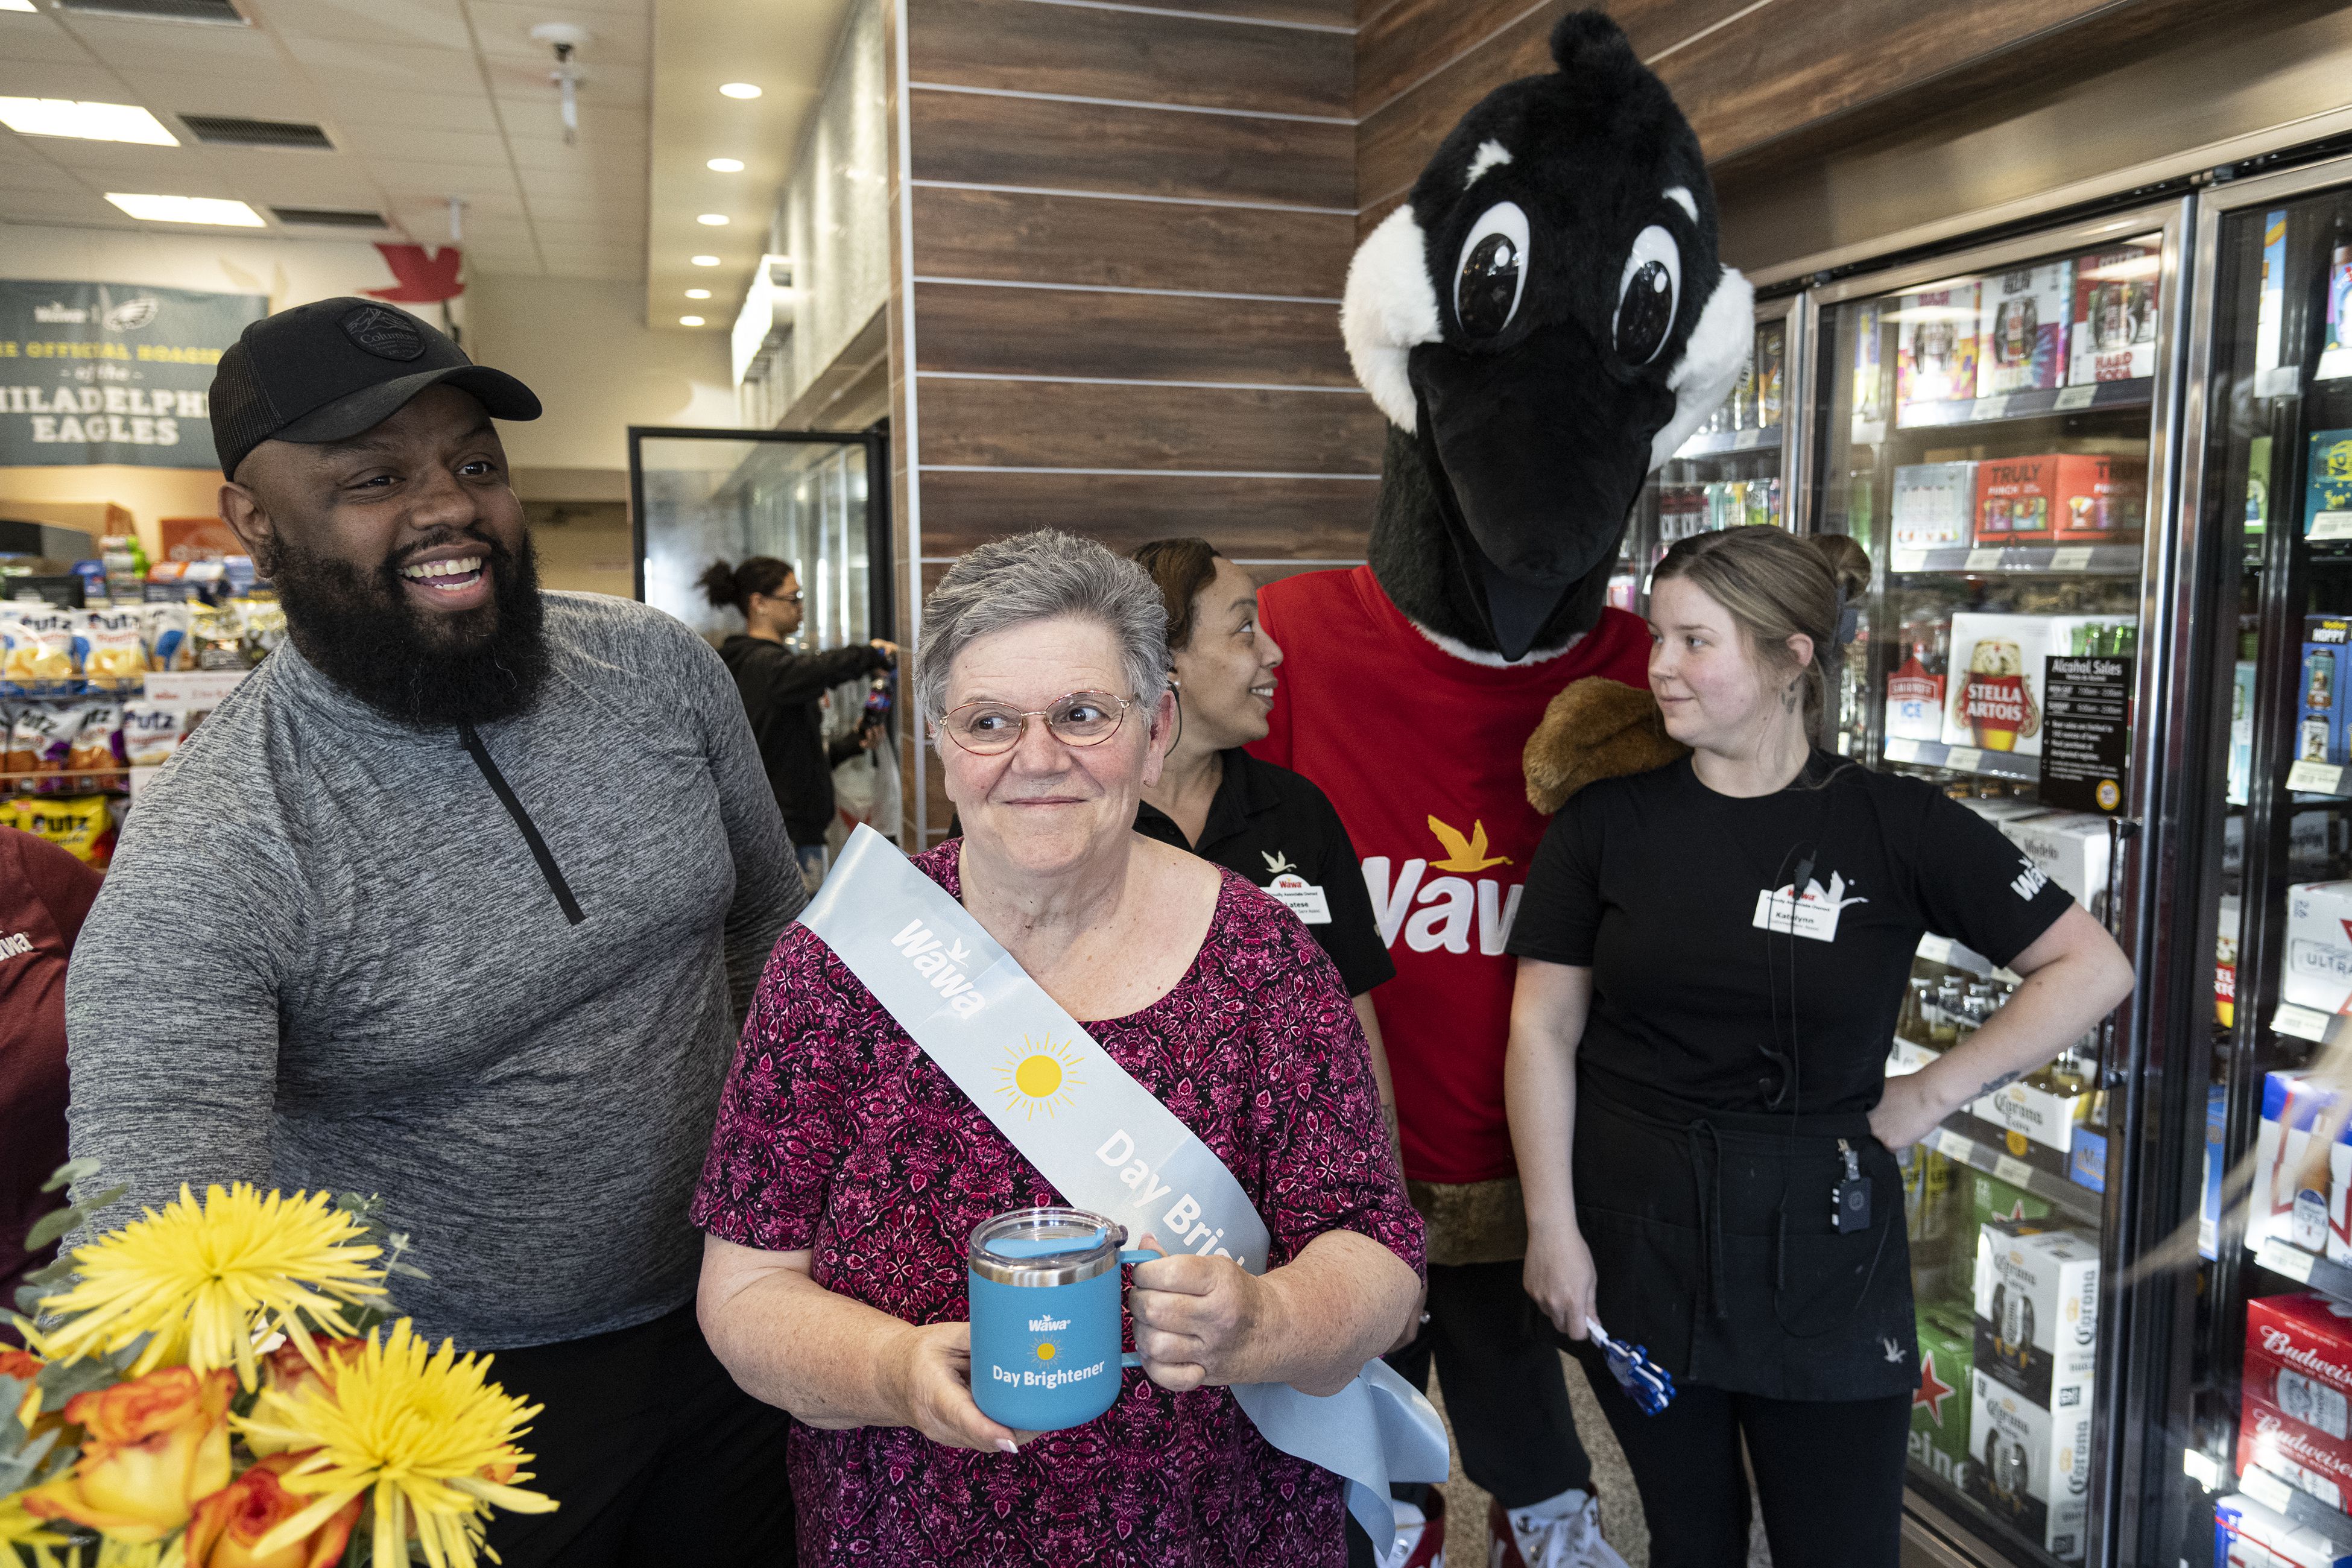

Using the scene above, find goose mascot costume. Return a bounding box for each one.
[1248,16,1743,1566]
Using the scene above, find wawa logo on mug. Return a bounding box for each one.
[888,918,986,1017]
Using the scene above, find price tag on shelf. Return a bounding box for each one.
[2312,512,2352,541]
[1883,738,1920,764]
[1965,548,2006,571]
[2259,1240,2319,1284]
[1851,420,1887,447]
[2319,347,2352,383]
[1891,550,1926,574]
[2256,365,2304,400]
[1994,1154,2036,1188]
[2273,1002,2335,1043]
[2239,1464,2294,1511]
[2054,385,2098,411]
[1734,428,1762,449]
[2051,546,2094,571]
[1946,745,1984,773]
[2289,759,2347,794]
[1971,394,2012,421]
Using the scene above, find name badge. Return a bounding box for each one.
[1266,871,1332,925]
[1750,870,1867,944]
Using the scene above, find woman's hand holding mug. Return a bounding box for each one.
[1523,1219,1598,1341]
[882,1321,1029,1454]
[1126,1234,1276,1392]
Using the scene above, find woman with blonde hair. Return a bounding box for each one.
[1502,526,2133,1566]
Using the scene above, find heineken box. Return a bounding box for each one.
[1911,1301,1974,1492]
[1974,1219,2101,1408]
[1970,1170,2053,1233]
[1968,1367,2093,1560]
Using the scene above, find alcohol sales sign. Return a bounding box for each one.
[0,279,264,469]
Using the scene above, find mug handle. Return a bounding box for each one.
[1116,1247,1157,1368]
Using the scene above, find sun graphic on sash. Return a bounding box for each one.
[996,1034,1086,1120]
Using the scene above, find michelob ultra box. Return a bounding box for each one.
[1911,1300,1975,1491]
[1974,454,2059,544]
[2052,453,2148,544]
[2217,1493,2352,1568]
[1973,1219,2099,1407]
[2284,886,2352,1016]
[2300,618,2352,767]
[1967,1366,2091,1560]
[2070,246,2160,384]
[1978,262,2072,397]
[2252,1070,2351,1253]
[2247,1295,2352,1446]
[1892,461,1977,551]
[1897,283,1981,411]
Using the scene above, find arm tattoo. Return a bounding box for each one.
[1973,1069,2026,1099]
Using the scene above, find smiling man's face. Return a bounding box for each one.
[220,384,548,727]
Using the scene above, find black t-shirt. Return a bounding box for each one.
[1506,753,2073,1115]
[1135,748,1397,997]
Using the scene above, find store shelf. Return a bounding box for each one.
[1882,735,2040,782]
[1918,932,1997,976]
[1923,1124,2103,1225]
[1877,377,2155,434]
[2272,1001,2338,1043]
[2237,1464,2352,1546]
[1889,542,2143,575]
[1672,425,1782,460]
[2250,1239,2352,1307]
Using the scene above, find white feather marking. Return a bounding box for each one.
[1409,618,1587,668]
[1341,204,1443,432]
[1465,140,1514,188]
[1648,266,1754,470]
[1663,186,1698,224]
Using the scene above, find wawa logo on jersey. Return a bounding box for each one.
[1362,815,1521,956]
[888,918,986,1018]
[1752,869,1869,943]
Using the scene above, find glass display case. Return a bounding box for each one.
[1611,291,1804,613]
[1803,200,2192,1567]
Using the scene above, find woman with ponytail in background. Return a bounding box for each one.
[1500,528,2133,1567]
[700,556,897,888]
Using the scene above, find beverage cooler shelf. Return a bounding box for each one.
[2284,759,2352,799]
[1889,542,2144,576]
[1883,735,2041,782]
[1921,1124,2104,1226]
[1672,424,1783,460]
[2249,1238,2352,1308]
[1851,378,2156,444]
[2233,1465,2352,1548]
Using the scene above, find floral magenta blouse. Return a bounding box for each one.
[690,841,1423,1567]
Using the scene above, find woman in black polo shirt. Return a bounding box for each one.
[1502,526,2134,1567]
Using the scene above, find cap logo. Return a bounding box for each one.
[340,304,425,361]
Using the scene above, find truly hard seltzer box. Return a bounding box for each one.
[1967,1365,2091,1560]
[1973,1219,2099,1407]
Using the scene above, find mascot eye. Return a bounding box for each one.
[1453,201,1529,339]
[1614,224,1682,365]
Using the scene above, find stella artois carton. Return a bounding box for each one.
[1892,461,1977,551]
[1977,262,2073,397]
[2246,1295,2352,1448]
[1967,1365,2092,1560]
[1942,615,2137,759]
[2216,1493,2352,1568]
[1973,1219,2099,1408]
[2252,1070,2351,1254]
[1897,284,1981,411]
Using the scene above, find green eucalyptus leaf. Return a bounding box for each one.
[39,1159,100,1194]
[22,1207,79,1251]
[81,1185,127,1217]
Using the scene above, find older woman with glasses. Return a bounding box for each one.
[691,529,1424,1567]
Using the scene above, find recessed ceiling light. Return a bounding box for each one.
[684,288,711,299]
[706,157,744,172]
[691,254,720,267]
[697,213,728,226]
[680,315,705,326]
[105,192,263,227]
[718,83,760,100]
[0,97,178,145]
[0,2,36,12]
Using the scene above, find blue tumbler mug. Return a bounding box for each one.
[968,1207,1152,1431]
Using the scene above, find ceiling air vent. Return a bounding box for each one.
[57,0,248,23]
[268,207,387,230]
[180,115,332,151]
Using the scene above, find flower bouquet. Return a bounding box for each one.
[2,1163,554,1567]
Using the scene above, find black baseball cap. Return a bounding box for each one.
[209,297,540,480]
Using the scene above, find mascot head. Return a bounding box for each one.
[1343,11,1752,662]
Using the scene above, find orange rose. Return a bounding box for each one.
[184,1452,362,1568]
[1,1345,43,1434]
[19,1365,235,1541]
[242,1339,365,1458]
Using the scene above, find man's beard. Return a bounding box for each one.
[269,528,550,729]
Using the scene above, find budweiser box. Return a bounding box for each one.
[2053,453,2148,544]
[1973,1219,2099,1406]
[2247,1295,2352,1444]
[2251,1070,2350,1253]
[2284,887,2352,1017]
[2242,1394,2352,1516]
[1897,283,1981,411]
[2070,247,2160,384]
[2298,618,2352,767]
[1911,1300,1975,1492]
[1892,461,1977,551]
[1978,262,2072,397]
[1943,615,2137,759]
[1967,1366,2091,1560]
[1974,453,2060,544]
[2217,1493,2352,1568]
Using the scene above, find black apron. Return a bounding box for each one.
[1572,1059,1917,1402]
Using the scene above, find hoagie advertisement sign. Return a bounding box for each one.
[0,280,266,468]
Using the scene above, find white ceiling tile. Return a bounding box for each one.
[279,36,482,95]
[0,160,85,195]
[489,63,643,111]
[55,13,285,66]
[0,59,132,101]
[0,191,134,224]
[368,158,519,196]
[0,16,97,66]
[323,89,501,133]
[119,69,327,122]
[14,134,207,174]
[334,125,508,165]
[252,0,470,47]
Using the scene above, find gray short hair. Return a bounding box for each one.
[915,530,1171,725]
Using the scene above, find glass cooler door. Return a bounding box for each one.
[1614,291,1804,613]
[1804,200,2192,1567]
[2132,153,2352,1568]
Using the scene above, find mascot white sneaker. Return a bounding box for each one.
[1250,14,1743,1561]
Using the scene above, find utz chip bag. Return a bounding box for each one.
[65,701,121,788]
[82,607,146,684]
[12,704,75,794]
[4,607,78,688]
[236,597,287,664]
[145,602,192,672]
[14,794,114,867]
[121,700,183,767]
[190,604,245,671]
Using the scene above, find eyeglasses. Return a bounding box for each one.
[760,590,804,605]
[941,690,1137,755]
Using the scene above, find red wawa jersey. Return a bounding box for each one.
[1250,566,1650,1184]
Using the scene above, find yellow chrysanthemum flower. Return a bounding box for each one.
[37,1184,385,1388]
[235,1319,557,1568]
[0,1491,71,1551]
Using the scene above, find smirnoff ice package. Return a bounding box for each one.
[1972,1219,2099,1407]
[1897,284,1981,411]
[2217,1493,2352,1568]
[2251,1070,2351,1254]
[2070,246,2160,384]
[2243,1396,2352,1514]
[1943,615,2138,760]
[1892,461,1977,551]
[2284,884,2352,1016]
[1886,650,1944,743]
[1967,1366,2091,1560]
[2246,1295,2352,1444]
[1977,262,2072,396]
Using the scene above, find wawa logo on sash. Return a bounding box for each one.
[888,920,985,1017]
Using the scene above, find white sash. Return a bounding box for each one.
[800,825,1449,1550]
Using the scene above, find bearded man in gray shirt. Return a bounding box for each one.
[63,298,806,1567]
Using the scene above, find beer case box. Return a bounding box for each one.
[1977,263,2073,397]
[2285,887,2352,1017]
[1911,1301,1975,1491]
[2242,1394,2352,1515]
[2248,1296,2352,1436]
[1972,1218,2099,1406]
[1999,811,2115,920]
[1966,1366,2092,1561]
[1896,284,1981,411]
[1970,1169,2054,1233]
[2052,452,2149,544]
[2250,1347,2352,1444]
[1963,1079,2091,1163]
[2301,618,2352,767]
[2216,1494,2352,1568]
[2069,246,2161,384]
[1973,454,2060,545]
[1942,614,2137,759]
[1892,461,1978,551]
[2309,431,2352,536]
[2251,1069,2351,1254]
